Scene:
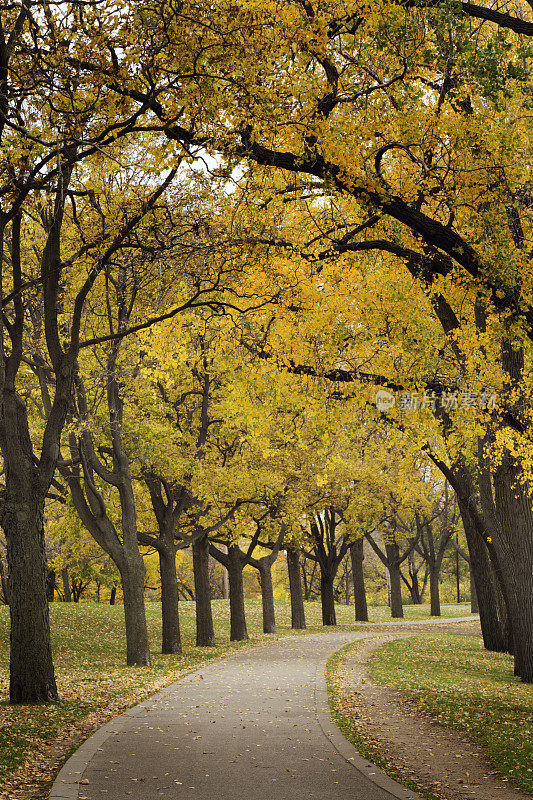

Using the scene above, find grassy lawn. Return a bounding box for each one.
[370,635,533,793]
[0,599,472,795]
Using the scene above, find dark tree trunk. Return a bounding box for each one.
[61,568,72,602]
[458,499,508,652]
[227,545,248,641]
[159,544,181,654]
[320,570,337,625]
[110,585,117,605]
[287,548,306,629]
[350,539,368,622]
[46,570,56,601]
[4,492,58,703]
[121,559,151,666]
[403,549,424,604]
[469,564,479,613]
[0,557,9,605]
[71,580,82,602]
[429,565,441,616]
[258,561,276,634]
[193,535,215,646]
[302,556,318,600]
[492,453,533,681]
[407,572,423,604]
[218,544,229,599]
[492,563,513,654]
[386,543,403,618]
[345,561,350,605]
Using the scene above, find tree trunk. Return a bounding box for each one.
[0,557,9,605]
[4,493,58,703]
[46,570,56,601]
[492,563,513,653]
[459,500,508,652]
[429,565,441,616]
[121,559,151,666]
[61,568,72,603]
[492,454,533,681]
[386,544,403,618]
[405,552,423,604]
[258,561,276,634]
[469,564,479,613]
[350,539,368,622]
[192,535,215,646]
[510,547,533,682]
[287,548,306,629]
[159,544,181,654]
[110,585,117,605]
[408,575,422,604]
[219,544,229,599]
[227,545,248,641]
[320,569,337,625]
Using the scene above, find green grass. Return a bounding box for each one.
[370,635,533,793]
[0,599,473,794]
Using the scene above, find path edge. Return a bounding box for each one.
[315,645,423,800]
[48,659,221,800]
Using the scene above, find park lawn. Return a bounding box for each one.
[0,600,472,795]
[370,635,533,793]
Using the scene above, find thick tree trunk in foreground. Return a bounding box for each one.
[469,563,479,613]
[0,174,79,703]
[227,545,248,641]
[258,561,276,634]
[1,346,64,703]
[159,544,181,654]
[320,571,337,626]
[475,342,532,679]
[350,539,368,622]
[287,548,306,629]
[0,558,9,605]
[386,543,404,618]
[492,454,533,681]
[193,535,215,646]
[458,499,508,652]
[429,565,441,616]
[4,491,58,703]
[492,565,513,653]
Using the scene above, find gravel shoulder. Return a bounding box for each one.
[330,622,532,800]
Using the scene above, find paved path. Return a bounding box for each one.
[52,626,475,800]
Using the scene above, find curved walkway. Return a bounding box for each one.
[50,621,477,800]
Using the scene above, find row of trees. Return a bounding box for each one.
[29,501,473,612]
[1,0,533,703]
[20,473,472,637]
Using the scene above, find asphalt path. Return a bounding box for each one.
[51,628,448,800]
